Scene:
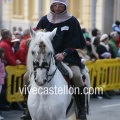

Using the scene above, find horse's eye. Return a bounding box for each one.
[32,51,35,55]
[48,52,51,56]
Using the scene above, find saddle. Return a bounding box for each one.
[56,61,69,77]
[55,61,71,85]
[56,61,87,85]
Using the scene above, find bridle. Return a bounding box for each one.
[32,41,57,86]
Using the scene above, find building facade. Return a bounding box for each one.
[1,0,120,34]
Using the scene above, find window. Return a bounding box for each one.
[28,0,39,20]
[28,0,34,19]
[12,0,23,18]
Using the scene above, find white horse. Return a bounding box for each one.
[27,28,77,120]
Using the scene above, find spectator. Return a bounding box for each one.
[11,38,20,53]
[91,28,101,43]
[82,28,89,34]
[15,38,31,65]
[13,31,23,41]
[83,34,93,59]
[112,21,120,47]
[96,34,115,59]
[91,37,100,60]
[0,29,21,65]
[20,29,30,48]
[112,20,120,34]
[0,48,5,120]
[109,32,120,57]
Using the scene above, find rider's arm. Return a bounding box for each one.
[62,48,75,57]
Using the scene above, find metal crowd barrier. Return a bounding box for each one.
[85,61,96,88]
[95,59,120,91]
[5,59,120,102]
[6,65,26,102]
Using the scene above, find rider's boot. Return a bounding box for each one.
[74,85,87,120]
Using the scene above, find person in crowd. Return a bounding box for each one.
[82,28,89,34]
[91,28,101,43]
[13,31,23,41]
[112,20,120,47]
[109,32,120,57]
[11,38,20,53]
[112,20,120,34]
[0,48,5,120]
[0,29,21,65]
[82,28,91,56]
[20,29,30,49]
[77,33,91,63]
[15,38,31,65]
[91,28,101,59]
[91,37,100,60]
[96,34,115,59]
[95,34,117,99]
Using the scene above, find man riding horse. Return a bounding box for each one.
[36,0,87,120]
[21,0,88,120]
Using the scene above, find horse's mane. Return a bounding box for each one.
[27,31,54,73]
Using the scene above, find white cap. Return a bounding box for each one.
[100,34,108,41]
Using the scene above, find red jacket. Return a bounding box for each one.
[20,35,30,48]
[0,39,17,65]
[15,43,28,65]
[117,37,120,48]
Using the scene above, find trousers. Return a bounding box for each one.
[69,65,84,87]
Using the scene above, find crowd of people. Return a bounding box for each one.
[0,29,31,120]
[81,22,120,63]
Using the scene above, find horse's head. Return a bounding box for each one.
[27,28,57,86]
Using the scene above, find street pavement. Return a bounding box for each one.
[1,94,120,120]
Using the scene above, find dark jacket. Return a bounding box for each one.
[96,44,116,59]
[36,15,86,68]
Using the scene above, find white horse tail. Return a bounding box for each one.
[61,62,73,79]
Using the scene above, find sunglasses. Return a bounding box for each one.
[52,3,65,7]
[14,33,20,35]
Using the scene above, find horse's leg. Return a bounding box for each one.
[20,71,32,120]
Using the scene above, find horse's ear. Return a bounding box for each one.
[30,27,36,38]
[49,28,57,40]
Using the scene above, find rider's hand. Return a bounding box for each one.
[55,53,65,61]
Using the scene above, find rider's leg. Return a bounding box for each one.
[20,71,31,120]
[69,65,87,120]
